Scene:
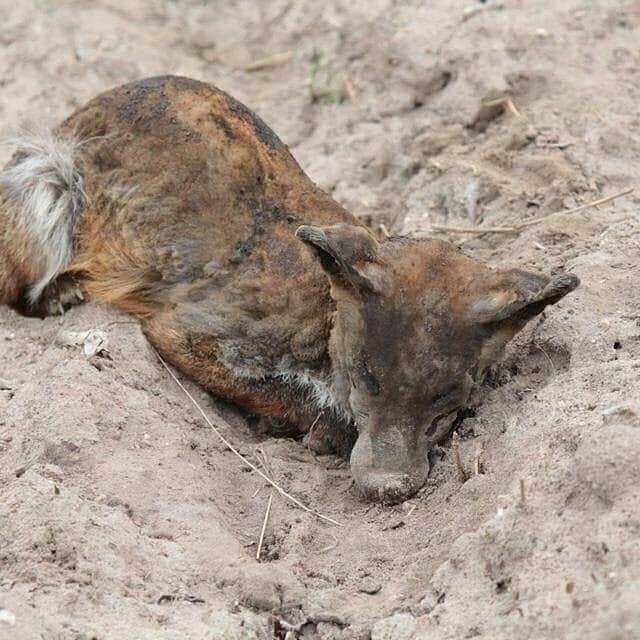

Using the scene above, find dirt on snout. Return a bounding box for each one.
[1,1,639,639]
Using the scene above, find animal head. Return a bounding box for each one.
[297,223,578,503]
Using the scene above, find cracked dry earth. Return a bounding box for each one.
[1,1,639,639]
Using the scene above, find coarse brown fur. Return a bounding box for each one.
[0,76,579,502]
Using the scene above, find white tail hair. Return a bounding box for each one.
[0,131,85,303]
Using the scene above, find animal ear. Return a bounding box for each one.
[296,223,386,293]
[471,270,579,324]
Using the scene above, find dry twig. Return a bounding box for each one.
[378,223,391,239]
[505,97,522,118]
[156,351,343,526]
[343,74,357,102]
[461,1,505,22]
[473,439,485,475]
[319,534,339,553]
[256,493,274,561]
[452,432,469,482]
[519,479,526,506]
[255,448,275,561]
[430,187,634,235]
[482,95,522,117]
[243,51,293,72]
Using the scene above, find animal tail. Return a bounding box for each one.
[0,131,85,307]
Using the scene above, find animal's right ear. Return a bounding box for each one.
[471,270,579,324]
[296,223,387,294]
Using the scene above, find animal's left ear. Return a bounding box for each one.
[296,223,387,294]
[471,270,579,324]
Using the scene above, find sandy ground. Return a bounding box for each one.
[1,1,639,638]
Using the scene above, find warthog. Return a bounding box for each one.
[0,76,578,502]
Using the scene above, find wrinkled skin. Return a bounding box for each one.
[297,224,578,502]
[0,76,579,504]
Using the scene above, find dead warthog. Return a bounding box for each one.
[0,76,578,502]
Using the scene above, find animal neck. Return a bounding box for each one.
[275,278,354,422]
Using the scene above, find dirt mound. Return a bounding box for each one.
[1,1,639,638]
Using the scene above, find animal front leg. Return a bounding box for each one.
[14,272,85,317]
[141,306,327,435]
[39,273,86,315]
[255,411,357,458]
[143,302,357,457]
[303,413,358,459]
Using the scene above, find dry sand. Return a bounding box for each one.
[1,1,639,638]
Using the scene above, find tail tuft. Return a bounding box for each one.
[0,132,85,303]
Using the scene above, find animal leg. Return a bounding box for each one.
[141,305,358,457]
[8,272,86,318]
[303,415,357,459]
[32,273,86,317]
[142,307,317,432]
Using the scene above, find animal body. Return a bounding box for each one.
[0,76,578,503]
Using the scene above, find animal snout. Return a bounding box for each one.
[352,468,429,504]
[349,427,429,504]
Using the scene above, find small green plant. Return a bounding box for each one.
[308,50,346,105]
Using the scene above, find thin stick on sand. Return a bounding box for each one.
[243,51,293,72]
[430,187,634,235]
[452,432,468,482]
[255,448,275,561]
[256,493,274,561]
[156,351,343,527]
[519,478,526,507]
[473,439,484,476]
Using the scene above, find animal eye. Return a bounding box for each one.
[360,362,380,396]
[431,384,458,405]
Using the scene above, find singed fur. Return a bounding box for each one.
[0,76,579,502]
